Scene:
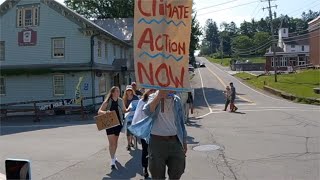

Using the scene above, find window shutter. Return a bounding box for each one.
[17,9,23,27]
[33,7,39,26]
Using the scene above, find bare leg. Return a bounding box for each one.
[107,135,119,160]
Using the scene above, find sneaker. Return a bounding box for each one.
[127,145,131,151]
[234,107,238,112]
[111,164,116,170]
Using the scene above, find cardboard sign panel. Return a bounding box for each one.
[134,0,193,92]
[94,111,120,131]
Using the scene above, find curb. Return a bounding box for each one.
[263,86,320,105]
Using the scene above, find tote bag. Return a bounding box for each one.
[128,116,154,140]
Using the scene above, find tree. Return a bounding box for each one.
[232,35,253,54]
[65,0,134,18]
[302,10,320,22]
[253,32,271,55]
[189,12,202,63]
[204,19,220,54]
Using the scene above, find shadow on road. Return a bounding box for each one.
[103,149,143,180]
[0,114,95,136]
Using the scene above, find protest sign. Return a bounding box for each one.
[94,111,120,131]
[134,0,193,91]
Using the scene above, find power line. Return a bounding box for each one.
[198,1,260,16]
[197,0,240,11]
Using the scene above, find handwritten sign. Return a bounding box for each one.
[134,0,193,91]
[94,111,120,131]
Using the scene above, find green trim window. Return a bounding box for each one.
[53,75,65,96]
[0,41,4,61]
[52,38,65,58]
[99,76,106,95]
[0,77,6,96]
[98,41,102,57]
[105,42,108,61]
[16,6,39,27]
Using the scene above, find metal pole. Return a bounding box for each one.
[263,0,278,82]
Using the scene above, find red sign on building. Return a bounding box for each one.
[18,28,37,46]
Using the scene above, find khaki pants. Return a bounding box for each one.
[148,136,186,180]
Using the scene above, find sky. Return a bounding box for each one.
[1,0,319,29]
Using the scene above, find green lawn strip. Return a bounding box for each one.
[246,57,265,64]
[207,57,231,67]
[234,70,320,99]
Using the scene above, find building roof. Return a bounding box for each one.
[308,16,320,25]
[0,0,130,46]
[93,18,134,41]
[283,33,309,45]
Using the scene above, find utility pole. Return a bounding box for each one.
[220,36,224,65]
[262,0,278,82]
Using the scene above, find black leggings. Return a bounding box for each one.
[141,139,148,168]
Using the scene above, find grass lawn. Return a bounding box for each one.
[245,57,265,63]
[207,56,265,67]
[235,70,320,99]
[207,57,231,67]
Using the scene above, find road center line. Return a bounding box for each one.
[205,64,253,103]
[198,68,212,113]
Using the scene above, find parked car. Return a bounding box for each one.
[189,64,195,72]
[200,62,206,67]
[195,61,201,67]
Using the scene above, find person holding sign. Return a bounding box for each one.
[98,86,126,170]
[144,90,187,180]
[123,85,139,151]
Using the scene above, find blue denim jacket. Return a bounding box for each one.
[143,94,187,146]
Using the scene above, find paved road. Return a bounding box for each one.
[0,57,319,180]
[190,57,320,180]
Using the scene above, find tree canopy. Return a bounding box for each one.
[200,10,320,58]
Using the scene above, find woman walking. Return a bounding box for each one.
[131,89,156,178]
[98,86,126,170]
[123,85,139,151]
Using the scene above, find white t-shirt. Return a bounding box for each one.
[150,97,177,136]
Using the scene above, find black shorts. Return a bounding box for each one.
[106,125,122,136]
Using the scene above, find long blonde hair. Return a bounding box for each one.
[105,86,119,102]
[123,89,136,107]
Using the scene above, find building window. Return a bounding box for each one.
[53,75,65,96]
[105,42,108,61]
[0,41,5,61]
[291,45,295,48]
[301,45,305,51]
[283,29,286,33]
[113,45,116,58]
[0,77,6,96]
[280,57,287,67]
[120,47,123,59]
[298,57,306,66]
[52,38,65,58]
[124,49,127,59]
[17,7,39,27]
[99,77,106,94]
[98,41,102,57]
